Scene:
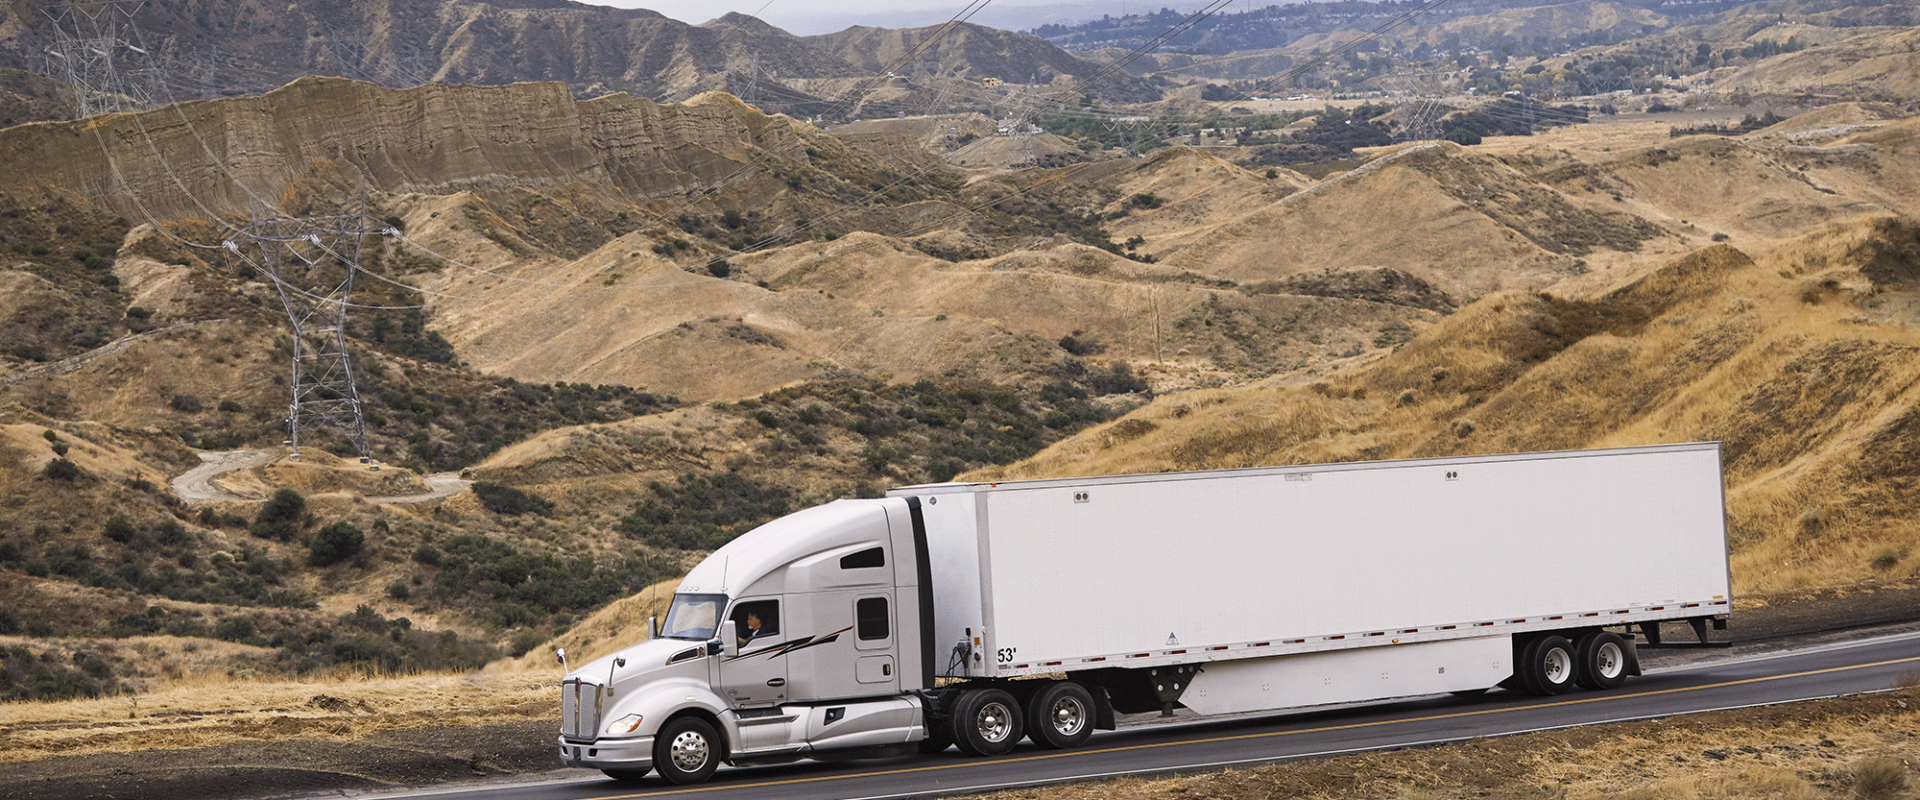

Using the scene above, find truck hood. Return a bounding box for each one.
[566,638,709,684]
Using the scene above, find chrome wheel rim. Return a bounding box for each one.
[1050,696,1087,737]
[975,700,1013,743]
[668,729,709,772]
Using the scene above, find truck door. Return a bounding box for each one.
[718,598,789,707]
[851,593,899,694]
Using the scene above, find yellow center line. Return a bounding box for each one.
[583,653,1920,799]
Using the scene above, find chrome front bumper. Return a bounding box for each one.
[558,735,653,771]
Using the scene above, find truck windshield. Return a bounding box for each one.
[659,593,727,640]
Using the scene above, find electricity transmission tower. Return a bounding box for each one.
[1380,70,1458,142]
[41,1,152,118]
[223,201,395,463]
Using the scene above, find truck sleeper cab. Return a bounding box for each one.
[559,444,1733,785]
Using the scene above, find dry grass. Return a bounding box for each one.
[0,668,553,763]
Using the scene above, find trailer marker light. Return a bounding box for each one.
[1439,625,1456,630]
[1548,616,1563,620]
[1131,653,1150,658]
[1016,664,1029,669]
[1583,612,1599,617]
[1475,622,1494,627]
[1286,639,1305,644]
[1209,646,1228,651]
[1253,642,1272,647]
[1402,629,1419,634]
[1170,649,1187,654]
[1045,661,1062,666]
[1328,635,1346,640]
[1366,632,1384,637]
[1650,606,1666,611]
[1614,610,1630,614]
[1684,603,1700,608]
[1509,619,1526,624]
[1089,657,1106,662]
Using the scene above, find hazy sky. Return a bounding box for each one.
[579,0,1216,36]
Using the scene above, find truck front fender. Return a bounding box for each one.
[601,676,730,745]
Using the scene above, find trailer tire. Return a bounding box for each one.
[1026,682,1095,749]
[1575,631,1629,690]
[951,688,1024,756]
[1519,635,1577,696]
[653,716,722,785]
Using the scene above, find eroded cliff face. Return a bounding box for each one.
[0,76,805,219]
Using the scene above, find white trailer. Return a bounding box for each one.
[558,443,1731,784]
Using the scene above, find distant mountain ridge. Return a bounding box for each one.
[0,0,1152,121]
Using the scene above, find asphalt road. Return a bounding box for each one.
[348,632,1920,800]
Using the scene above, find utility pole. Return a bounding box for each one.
[223,197,395,463]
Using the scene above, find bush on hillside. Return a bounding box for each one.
[307,521,364,566]
[472,481,554,516]
[251,488,306,541]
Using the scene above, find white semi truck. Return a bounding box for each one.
[557,443,1731,784]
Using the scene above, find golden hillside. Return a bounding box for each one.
[973,212,1920,598]
[1715,26,1920,101]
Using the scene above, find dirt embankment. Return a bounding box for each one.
[0,589,1914,800]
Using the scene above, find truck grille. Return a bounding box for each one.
[560,678,602,742]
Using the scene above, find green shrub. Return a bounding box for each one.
[509,629,547,657]
[102,516,136,544]
[250,488,305,541]
[308,522,364,566]
[471,481,554,517]
[43,458,80,480]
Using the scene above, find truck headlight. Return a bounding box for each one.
[604,713,645,736]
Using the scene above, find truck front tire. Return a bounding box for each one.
[653,716,722,785]
[1026,682,1095,749]
[951,688,1024,756]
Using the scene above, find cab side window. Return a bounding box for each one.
[730,600,780,645]
[856,597,889,641]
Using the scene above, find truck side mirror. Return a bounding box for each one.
[718,620,738,658]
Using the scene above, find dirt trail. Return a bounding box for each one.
[171,450,472,505]
[368,472,474,504]
[170,449,280,505]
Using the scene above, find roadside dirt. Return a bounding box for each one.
[0,588,1914,800]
